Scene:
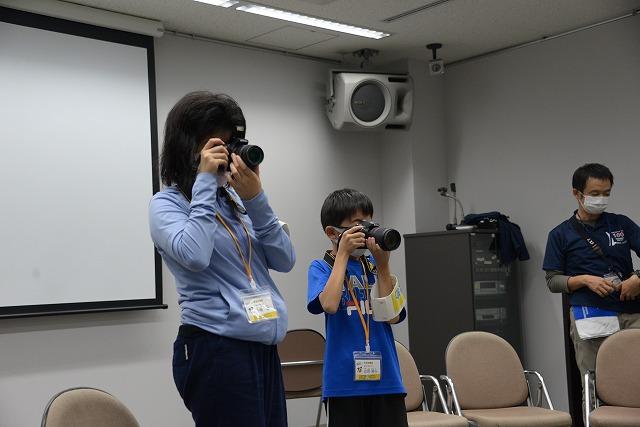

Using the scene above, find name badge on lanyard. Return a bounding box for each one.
[354,351,382,381]
[217,213,278,324]
[603,271,622,291]
[347,260,382,381]
[241,281,279,323]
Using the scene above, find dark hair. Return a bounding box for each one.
[160,91,245,198]
[320,189,374,229]
[572,163,614,192]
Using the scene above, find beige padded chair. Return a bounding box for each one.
[395,341,469,427]
[585,329,640,427]
[41,387,139,427]
[278,329,325,427]
[441,331,572,427]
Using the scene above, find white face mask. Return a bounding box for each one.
[582,195,609,214]
[351,248,368,258]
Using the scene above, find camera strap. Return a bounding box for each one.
[570,216,623,280]
[323,250,376,275]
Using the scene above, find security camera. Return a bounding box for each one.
[429,59,444,75]
[426,43,445,76]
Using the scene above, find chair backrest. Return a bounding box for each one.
[446,331,528,409]
[395,340,425,412]
[277,329,325,393]
[595,328,640,407]
[42,387,139,427]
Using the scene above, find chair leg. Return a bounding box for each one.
[315,396,323,427]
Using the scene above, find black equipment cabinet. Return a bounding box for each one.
[404,229,523,377]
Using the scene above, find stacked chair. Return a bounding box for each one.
[584,329,640,427]
[278,328,326,427]
[440,331,572,427]
[41,387,139,427]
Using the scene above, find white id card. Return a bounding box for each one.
[353,351,382,381]
[241,288,279,323]
[603,272,622,290]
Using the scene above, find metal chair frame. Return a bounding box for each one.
[280,359,324,427]
[583,370,601,427]
[440,370,555,416]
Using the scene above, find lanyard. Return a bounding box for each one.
[216,212,255,288]
[178,184,255,288]
[321,251,374,351]
[346,259,372,352]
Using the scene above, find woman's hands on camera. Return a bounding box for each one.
[198,139,262,200]
[198,138,229,174]
[228,153,262,200]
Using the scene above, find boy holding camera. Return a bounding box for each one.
[307,188,408,427]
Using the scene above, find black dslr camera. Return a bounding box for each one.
[359,220,402,251]
[226,136,264,171]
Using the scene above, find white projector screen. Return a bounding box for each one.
[0,7,164,317]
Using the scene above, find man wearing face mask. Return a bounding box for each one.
[543,163,640,396]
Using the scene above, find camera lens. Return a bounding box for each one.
[238,145,264,168]
[381,229,401,251]
[367,224,402,251]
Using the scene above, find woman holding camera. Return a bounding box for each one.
[149,91,295,427]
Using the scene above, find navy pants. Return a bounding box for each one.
[173,325,288,427]
[327,394,408,427]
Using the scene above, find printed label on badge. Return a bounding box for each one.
[241,289,279,323]
[353,351,382,381]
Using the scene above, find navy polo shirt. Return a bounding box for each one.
[543,211,640,313]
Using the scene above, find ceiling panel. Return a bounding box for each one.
[31,0,640,64]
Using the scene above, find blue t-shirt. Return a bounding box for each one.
[543,211,640,313]
[307,255,406,398]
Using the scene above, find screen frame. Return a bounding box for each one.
[0,6,166,318]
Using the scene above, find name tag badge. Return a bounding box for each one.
[603,272,622,290]
[353,351,382,381]
[241,288,279,323]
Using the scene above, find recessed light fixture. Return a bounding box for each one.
[193,0,239,8]
[236,3,390,39]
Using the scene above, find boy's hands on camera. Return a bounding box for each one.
[336,226,365,258]
[228,153,262,200]
[198,138,229,174]
[366,237,390,268]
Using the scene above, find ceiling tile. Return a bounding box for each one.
[247,25,338,50]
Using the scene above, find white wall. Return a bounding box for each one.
[379,58,449,347]
[443,16,640,410]
[0,34,385,427]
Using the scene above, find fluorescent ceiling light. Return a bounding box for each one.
[236,4,390,39]
[193,0,239,7]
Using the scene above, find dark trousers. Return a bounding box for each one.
[173,325,287,427]
[327,394,408,427]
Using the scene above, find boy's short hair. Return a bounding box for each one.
[572,163,614,192]
[321,189,374,229]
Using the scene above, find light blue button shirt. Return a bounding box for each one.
[149,172,295,345]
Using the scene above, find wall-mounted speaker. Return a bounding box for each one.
[326,71,413,131]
